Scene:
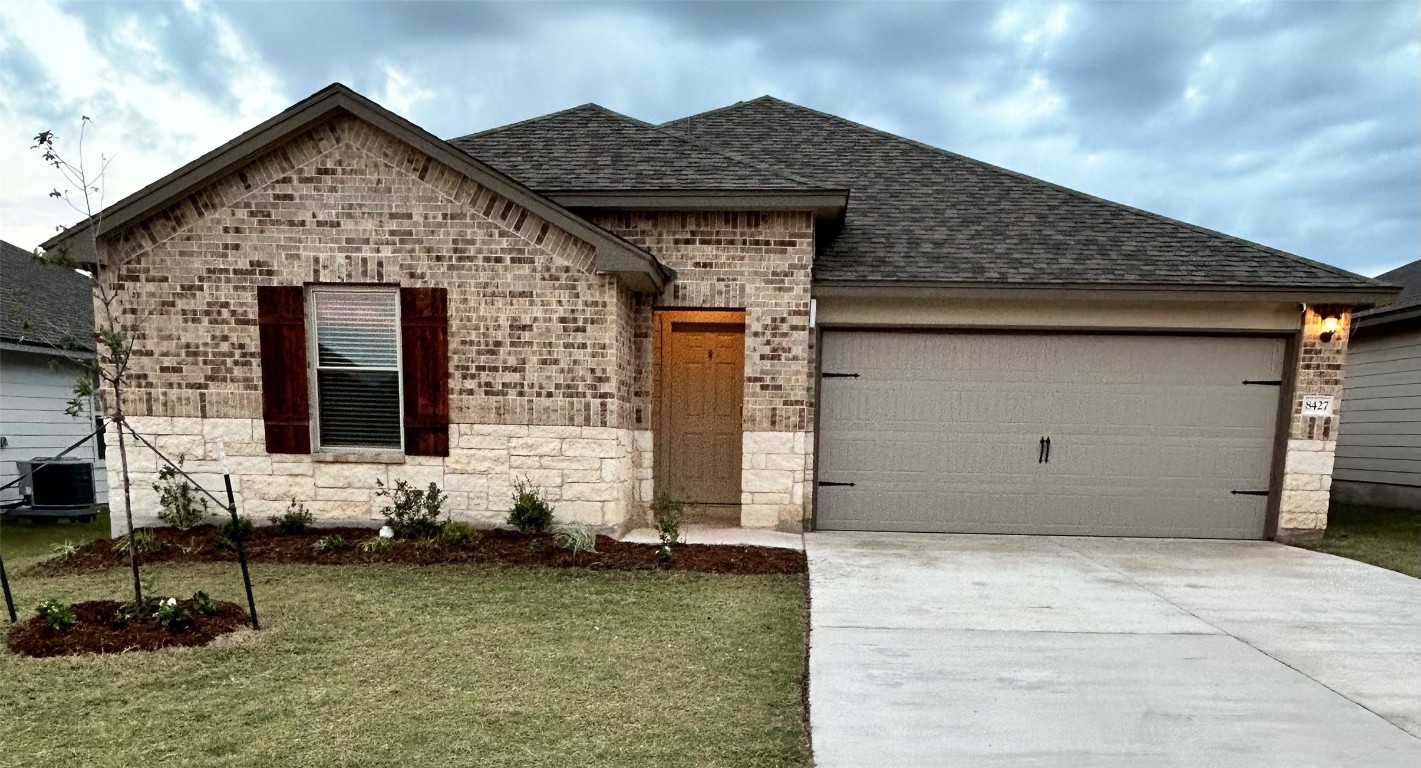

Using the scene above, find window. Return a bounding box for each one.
[308,287,403,450]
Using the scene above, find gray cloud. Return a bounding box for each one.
[13,0,1420,275]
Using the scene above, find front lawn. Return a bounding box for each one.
[1313,502,1421,578]
[1,558,810,767]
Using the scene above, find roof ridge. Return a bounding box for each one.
[698,97,1381,286]
[449,102,651,142]
[657,95,779,129]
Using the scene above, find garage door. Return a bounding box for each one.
[815,332,1285,538]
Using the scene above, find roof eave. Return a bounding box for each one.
[42,84,671,293]
[811,281,1402,308]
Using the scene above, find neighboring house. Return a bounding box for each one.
[42,84,1398,543]
[0,239,107,508]
[1333,259,1420,509]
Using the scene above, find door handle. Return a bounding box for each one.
[1044,437,1051,464]
[1038,437,1047,464]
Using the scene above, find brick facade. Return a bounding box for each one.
[1277,307,1352,542]
[590,211,815,530]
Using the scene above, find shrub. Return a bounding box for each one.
[36,598,77,631]
[153,457,210,529]
[358,535,393,554]
[112,529,164,555]
[439,522,480,547]
[376,479,448,539]
[215,515,255,552]
[269,497,313,535]
[153,597,191,630]
[507,478,555,534]
[312,534,346,553]
[552,522,597,558]
[113,600,148,626]
[49,540,79,561]
[192,591,218,615]
[651,493,685,547]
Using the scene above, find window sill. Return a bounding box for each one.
[311,451,406,465]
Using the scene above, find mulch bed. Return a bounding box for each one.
[7,598,251,658]
[29,526,807,576]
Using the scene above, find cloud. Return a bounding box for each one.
[0,0,288,251]
[0,0,1414,276]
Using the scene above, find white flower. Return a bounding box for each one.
[165,598,177,607]
[378,526,395,539]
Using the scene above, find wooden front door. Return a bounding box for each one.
[658,313,745,505]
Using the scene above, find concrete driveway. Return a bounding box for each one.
[806,533,1421,767]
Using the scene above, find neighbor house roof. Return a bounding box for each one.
[655,97,1390,296]
[1356,259,1421,329]
[42,84,672,292]
[0,239,95,354]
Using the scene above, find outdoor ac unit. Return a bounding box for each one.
[17,457,96,509]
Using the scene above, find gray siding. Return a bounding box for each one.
[1335,325,1421,491]
[0,348,108,505]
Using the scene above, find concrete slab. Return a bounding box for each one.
[617,523,804,550]
[807,532,1421,766]
[812,627,1421,768]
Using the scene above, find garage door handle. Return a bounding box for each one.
[1039,437,1051,464]
[818,481,856,487]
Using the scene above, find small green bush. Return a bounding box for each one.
[215,515,255,552]
[358,535,393,554]
[439,522,480,547]
[269,497,313,535]
[49,540,79,561]
[153,597,191,630]
[651,493,685,547]
[153,457,210,529]
[552,522,597,558]
[112,529,164,555]
[376,479,448,539]
[507,478,555,534]
[312,534,346,553]
[192,591,218,615]
[36,598,77,631]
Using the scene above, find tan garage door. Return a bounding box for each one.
[816,332,1285,538]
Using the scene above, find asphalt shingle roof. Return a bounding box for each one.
[1369,260,1420,311]
[655,97,1383,289]
[1,239,95,353]
[452,104,825,192]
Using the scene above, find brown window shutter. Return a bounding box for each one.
[400,287,450,457]
[256,286,311,454]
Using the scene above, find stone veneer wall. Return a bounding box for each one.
[590,211,816,531]
[109,418,643,532]
[96,113,652,534]
[1277,307,1351,543]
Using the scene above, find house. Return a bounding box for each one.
[1332,259,1420,510]
[42,84,1398,543]
[0,239,108,509]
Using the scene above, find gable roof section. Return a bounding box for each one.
[43,84,671,292]
[1,239,95,354]
[661,97,1392,299]
[453,104,848,215]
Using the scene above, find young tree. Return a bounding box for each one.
[32,118,146,606]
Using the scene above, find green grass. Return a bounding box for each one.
[1314,503,1421,578]
[0,554,810,767]
[0,507,110,562]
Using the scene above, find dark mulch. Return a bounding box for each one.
[29,526,807,576]
[7,598,251,658]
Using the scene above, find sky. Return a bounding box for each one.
[0,0,1416,277]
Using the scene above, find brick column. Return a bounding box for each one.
[1277,307,1350,544]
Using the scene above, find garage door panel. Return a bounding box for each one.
[817,332,1283,539]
